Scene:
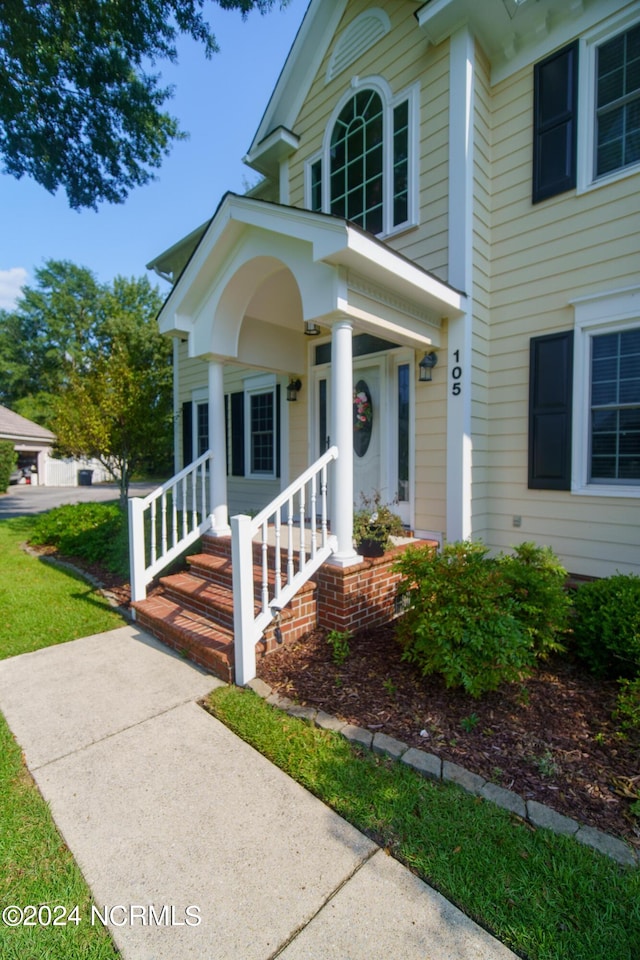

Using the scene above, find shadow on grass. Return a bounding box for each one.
[208,685,640,960]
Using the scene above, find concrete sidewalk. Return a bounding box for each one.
[0,625,518,960]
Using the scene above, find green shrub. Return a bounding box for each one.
[394,541,535,698]
[571,574,640,679]
[614,677,640,733]
[30,502,129,577]
[0,440,17,493]
[498,541,570,659]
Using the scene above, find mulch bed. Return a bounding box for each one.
[32,545,640,848]
[257,624,640,848]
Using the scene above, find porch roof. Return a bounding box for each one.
[156,193,466,359]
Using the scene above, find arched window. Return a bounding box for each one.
[306,78,417,238]
[330,90,384,234]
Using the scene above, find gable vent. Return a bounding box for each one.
[326,9,391,84]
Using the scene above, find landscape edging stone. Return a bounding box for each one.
[245,677,639,868]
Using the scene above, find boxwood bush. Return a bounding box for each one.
[571,573,640,680]
[394,540,571,698]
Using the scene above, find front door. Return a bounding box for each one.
[312,349,413,526]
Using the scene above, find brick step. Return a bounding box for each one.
[159,570,301,631]
[187,550,315,597]
[132,594,235,683]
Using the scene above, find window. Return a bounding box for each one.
[595,23,640,178]
[578,15,640,190]
[306,77,417,236]
[570,287,640,496]
[250,391,275,475]
[589,329,640,483]
[330,89,384,234]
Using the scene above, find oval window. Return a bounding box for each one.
[353,379,373,458]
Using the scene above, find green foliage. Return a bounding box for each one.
[0,439,17,493]
[614,677,640,733]
[0,0,282,209]
[571,574,640,679]
[0,264,172,485]
[30,502,129,577]
[326,629,351,666]
[498,541,571,658]
[395,541,536,697]
[353,491,404,553]
[0,260,174,502]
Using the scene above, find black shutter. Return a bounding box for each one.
[528,331,574,490]
[182,401,193,467]
[532,41,578,203]
[230,391,245,477]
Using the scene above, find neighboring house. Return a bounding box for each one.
[148,0,639,581]
[0,404,55,483]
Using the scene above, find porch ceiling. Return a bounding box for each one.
[157,193,466,358]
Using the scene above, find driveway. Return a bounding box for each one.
[0,482,158,518]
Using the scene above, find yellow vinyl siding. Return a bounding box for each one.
[488,59,640,577]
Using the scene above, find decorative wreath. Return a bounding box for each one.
[353,389,372,430]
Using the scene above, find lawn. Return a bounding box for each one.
[209,685,640,960]
[0,515,122,960]
[0,515,123,658]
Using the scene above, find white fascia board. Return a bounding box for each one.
[244,127,300,178]
[247,0,348,164]
[338,227,466,317]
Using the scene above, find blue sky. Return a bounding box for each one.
[0,0,309,310]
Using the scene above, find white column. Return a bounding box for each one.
[446,26,474,542]
[330,319,361,567]
[208,358,231,537]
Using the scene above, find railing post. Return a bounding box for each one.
[231,514,257,685]
[128,497,147,605]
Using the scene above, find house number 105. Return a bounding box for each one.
[451,350,462,396]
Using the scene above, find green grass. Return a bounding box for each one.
[0,516,123,659]
[0,514,124,958]
[0,714,119,959]
[208,685,640,960]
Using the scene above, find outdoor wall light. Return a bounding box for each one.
[304,321,321,336]
[418,351,438,383]
[286,378,302,401]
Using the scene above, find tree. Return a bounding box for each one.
[0,260,173,501]
[0,261,107,423]
[53,341,173,507]
[0,0,284,209]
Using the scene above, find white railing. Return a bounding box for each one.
[231,446,339,685]
[129,450,213,603]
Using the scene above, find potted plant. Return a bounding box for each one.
[353,492,405,557]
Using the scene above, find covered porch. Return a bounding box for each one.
[130,194,465,683]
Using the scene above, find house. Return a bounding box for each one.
[133,0,640,683]
[0,404,55,483]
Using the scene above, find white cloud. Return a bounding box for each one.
[0,267,28,310]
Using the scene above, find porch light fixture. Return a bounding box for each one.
[419,351,438,383]
[286,378,302,401]
[304,321,320,336]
